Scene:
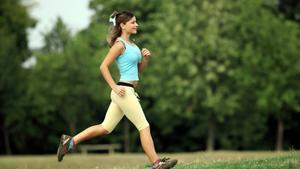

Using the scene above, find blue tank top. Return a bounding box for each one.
[115,37,142,81]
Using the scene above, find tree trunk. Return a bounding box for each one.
[124,120,130,152]
[276,117,284,151]
[206,117,215,151]
[69,121,76,136]
[3,126,12,155]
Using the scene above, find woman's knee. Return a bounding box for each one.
[137,122,150,132]
[103,128,111,135]
[99,124,112,135]
[139,125,150,133]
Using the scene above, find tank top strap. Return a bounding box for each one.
[116,37,138,48]
[116,37,127,49]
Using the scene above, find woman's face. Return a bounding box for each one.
[122,16,138,34]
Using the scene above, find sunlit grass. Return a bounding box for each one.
[0,151,299,169]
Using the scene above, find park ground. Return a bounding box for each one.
[0,151,299,169]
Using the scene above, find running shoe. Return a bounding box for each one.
[153,157,178,169]
[57,134,72,162]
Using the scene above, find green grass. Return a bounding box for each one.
[0,151,299,169]
[173,154,300,169]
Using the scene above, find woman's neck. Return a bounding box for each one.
[121,33,131,43]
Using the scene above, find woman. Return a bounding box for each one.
[57,11,177,169]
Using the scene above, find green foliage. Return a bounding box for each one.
[41,17,72,53]
[140,0,243,151]
[1,0,300,154]
[233,0,300,114]
[28,18,109,141]
[0,0,35,154]
[278,0,300,23]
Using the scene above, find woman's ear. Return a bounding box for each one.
[120,23,125,29]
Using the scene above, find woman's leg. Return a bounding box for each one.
[74,101,124,144]
[57,98,123,162]
[111,87,159,163]
[111,87,177,168]
[73,124,109,144]
[140,126,159,163]
[141,129,178,168]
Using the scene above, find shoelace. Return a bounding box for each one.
[160,157,170,162]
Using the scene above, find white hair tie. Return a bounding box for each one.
[109,16,116,26]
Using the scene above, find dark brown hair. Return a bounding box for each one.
[107,11,134,47]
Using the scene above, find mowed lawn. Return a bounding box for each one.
[0,151,299,169]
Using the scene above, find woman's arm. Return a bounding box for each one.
[100,42,125,96]
[138,48,151,73]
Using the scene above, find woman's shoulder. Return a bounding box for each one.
[115,38,126,49]
[110,41,125,54]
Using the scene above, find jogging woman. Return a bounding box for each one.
[57,11,177,169]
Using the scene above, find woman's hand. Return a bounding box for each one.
[142,48,151,60]
[113,85,126,97]
[138,48,151,73]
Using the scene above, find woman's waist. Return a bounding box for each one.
[118,80,138,88]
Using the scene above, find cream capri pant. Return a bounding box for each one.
[101,86,149,132]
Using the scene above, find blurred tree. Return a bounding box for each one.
[28,17,107,140]
[142,0,241,151]
[278,0,300,22]
[41,17,72,53]
[233,0,300,150]
[0,0,35,154]
[2,0,299,154]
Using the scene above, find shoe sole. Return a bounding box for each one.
[158,159,178,169]
[57,135,65,162]
[169,159,177,168]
